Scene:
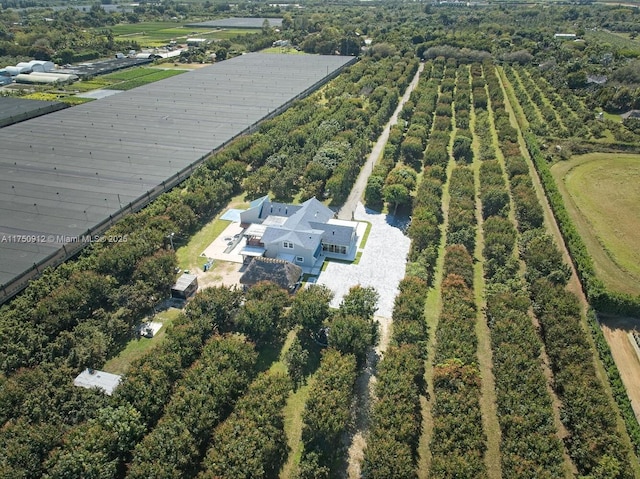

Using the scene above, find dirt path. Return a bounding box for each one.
[471,122,502,479]
[601,315,640,422]
[337,62,424,220]
[344,315,391,478]
[341,63,424,478]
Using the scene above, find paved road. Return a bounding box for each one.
[337,62,425,220]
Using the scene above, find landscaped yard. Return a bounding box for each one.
[551,153,640,295]
[175,193,249,272]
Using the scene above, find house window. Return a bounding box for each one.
[322,243,347,255]
[296,256,304,263]
[283,241,294,249]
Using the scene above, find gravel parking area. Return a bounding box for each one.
[316,202,410,318]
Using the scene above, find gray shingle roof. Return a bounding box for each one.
[310,222,354,246]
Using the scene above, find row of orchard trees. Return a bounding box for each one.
[402,60,446,285]
[296,285,379,478]
[427,62,487,477]
[366,61,434,214]
[5,281,382,479]
[484,61,637,477]
[362,276,429,478]
[244,56,418,205]
[474,62,569,477]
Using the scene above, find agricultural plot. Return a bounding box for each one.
[107,69,185,90]
[110,21,255,47]
[551,153,640,296]
[109,22,194,46]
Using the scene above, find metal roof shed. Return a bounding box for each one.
[171,273,198,299]
[74,368,122,395]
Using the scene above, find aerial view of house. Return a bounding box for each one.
[239,196,358,269]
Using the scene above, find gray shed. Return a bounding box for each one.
[171,273,198,299]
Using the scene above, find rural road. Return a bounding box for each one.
[337,62,425,220]
[340,61,424,479]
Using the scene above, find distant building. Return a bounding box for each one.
[554,33,577,40]
[74,368,121,395]
[171,273,198,299]
[0,69,11,86]
[622,110,640,120]
[587,75,607,85]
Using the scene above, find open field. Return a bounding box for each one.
[108,68,185,90]
[109,21,255,47]
[584,29,640,51]
[551,153,640,296]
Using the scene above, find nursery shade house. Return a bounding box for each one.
[0,53,355,303]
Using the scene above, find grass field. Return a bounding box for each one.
[108,69,185,90]
[109,21,256,47]
[551,153,640,295]
[102,307,181,375]
[584,29,640,52]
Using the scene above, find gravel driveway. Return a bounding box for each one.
[317,202,411,318]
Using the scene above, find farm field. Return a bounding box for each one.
[109,21,255,47]
[551,153,640,296]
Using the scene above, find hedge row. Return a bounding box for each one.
[430,246,487,478]
[126,334,257,478]
[475,74,568,474]
[407,166,445,286]
[469,65,497,162]
[363,276,429,478]
[297,348,357,477]
[486,286,567,477]
[479,160,510,219]
[446,167,476,252]
[199,372,292,479]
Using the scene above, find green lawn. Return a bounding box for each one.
[551,153,640,295]
[101,67,160,81]
[108,69,185,90]
[175,192,248,271]
[358,221,372,249]
[102,308,181,375]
